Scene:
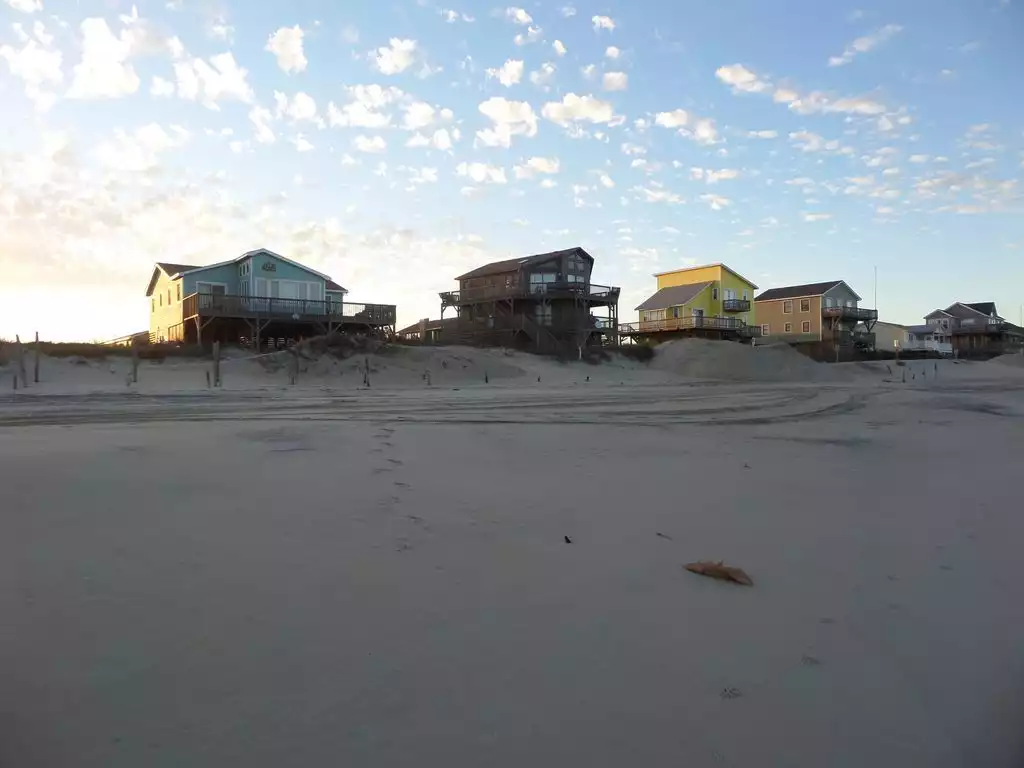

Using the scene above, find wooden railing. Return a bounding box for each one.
[441,282,620,305]
[821,306,878,322]
[182,293,397,326]
[722,299,751,312]
[619,316,759,335]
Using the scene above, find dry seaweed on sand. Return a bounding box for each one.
[684,560,754,586]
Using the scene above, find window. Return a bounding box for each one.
[159,293,163,307]
[529,272,558,294]
[784,323,792,333]
[783,300,793,314]
[151,299,155,312]
[197,282,227,296]
[176,284,181,301]
[535,304,552,326]
[800,299,810,313]
[802,321,811,333]
[713,287,719,300]
[567,253,586,272]
[167,288,172,305]
[761,324,770,335]
[742,290,749,300]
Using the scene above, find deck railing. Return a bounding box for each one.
[722,298,751,312]
[182,293,397,326]
[619,316,758,335]
[821,306,878,322]
[441,282,620,305]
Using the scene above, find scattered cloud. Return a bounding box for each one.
[371,38,417,75]
[266,25,307,73]
[513,156,560,179]
[487,58,524,86]
[553,40,567,56]
[828,24,902,67]
[529,62,557,87]
[561,6,577,17]
[353,135,387,153]
[602,72,628,91]
[514,26,543,45]
[456,161,507,184]
[699,193,732,210]
[747,129,777,138]
[803,212,832,222]
[542,93,616,126]
[327,84,404,129]
[505,7,532,24]
[0,20,63,109]
[717,62,888,115]
[477,96,538,147]
[6,0,43,11]
[592,15,616,31]
[605,46,621,59]
[654,109,719,144]
[406,128,455,151]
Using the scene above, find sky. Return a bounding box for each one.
[0,0,1022,341]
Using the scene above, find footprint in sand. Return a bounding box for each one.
[393,481,410,488]
[387,458,403,466]
[720,687,743,700]
[372,467,393,475]
[801,654,821,667]
[818,617,835,625]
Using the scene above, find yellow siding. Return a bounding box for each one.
[656,265,723,291]
[655,264,758,325]
[718,270,756,327]
[149,272,185,342]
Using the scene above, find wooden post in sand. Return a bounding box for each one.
[212,341,222,387]
[15,335,26,388]
[33,331,40,383]
[131,344,139,384]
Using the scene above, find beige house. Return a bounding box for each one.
[754,280,877,348]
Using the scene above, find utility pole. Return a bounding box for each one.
[874,265,878,311]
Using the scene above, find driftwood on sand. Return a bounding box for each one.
[684,561,754,586]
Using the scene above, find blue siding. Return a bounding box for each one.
[249,250,326,291]
[183,263,240,295]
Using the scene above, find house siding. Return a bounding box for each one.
[755,296,822,341]
[822,283,860,308]
[654,265,756,326]
[182,263,240,296]
[149,271,185,341]
[873,321,908,352]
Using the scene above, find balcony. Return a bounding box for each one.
[619,316,756,336]
[182,293,397,326]
[821,305,878,323]
[722,298,751,313]
[440,282,620,306]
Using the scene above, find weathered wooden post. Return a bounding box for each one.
[15,335,26,387]
[212,341,222,387]
[33,331,40,383]
[131,344,139,384]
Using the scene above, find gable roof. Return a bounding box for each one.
[456,247,593,281]
[635,282,712,311]
[146,249,337,296]
[755,280,861,302]
[962,303,995,317]
[924,308,954,320]
[146,262,200,296]
[325,280,347,293]
[943,302,998,321]
[653,262,758,290]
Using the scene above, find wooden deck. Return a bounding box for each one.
[183,293,397,327]
[440,282,620,307]
[619,316,760,337]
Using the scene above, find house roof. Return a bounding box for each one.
[325,280,347,293]
[146,248,339,296]
[653,262,758,290]
[396,317,459,335]
[755,280,861,302]
[456,247,593,281]
[943,302,996,321]
[906,325,933,334]
[964,301,998,317]
[923,308,954,320]
[635,282,712,311]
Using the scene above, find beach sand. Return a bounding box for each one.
[2,343,1023,767]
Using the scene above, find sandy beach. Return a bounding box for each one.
[2,342,1023,767]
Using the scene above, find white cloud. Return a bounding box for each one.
[699,193,731,210]
[476,96,538,147]
[785,177,814,186]
[291,134,314,152]
[456,161,507,184]
[249,106,276,143]
[172,52,253,109]
[542,93,616,126]
[909,154,929,163]
[701,168,740,184]
[6,0,42,12]
[487,58,524,86]
[633,183,683,204]
[208,16,233,42]
[327,84,404,128]
[540,178,558,188]
[341,25,360,44]
[598,172,615,188]
[803,212,832,222]
[403,101,437,130]
[150,75,174,96]
[265,25,307,73]
[505,7,532,24]
[561,6,577,17]
[715,64,771,93]
[514,26,543,46]
[275,90,318,122]
[441,9,473,22]
[371,38,417,75]
[94,123,189,173]
[406,128,455,150]
[828,24,902,67]
[513,156,560,179]
[0,23,62,109]
[529,62,557,87]
[748,129,777,138]
[67,18,139,99]
[353,135,387,153]
[553,40,567,56]
[654,109,718,144]
[581,63,597,79]
[877,115,894,131]
[605,46,621,59]
[592,15,616,31]
[602,72,628,91]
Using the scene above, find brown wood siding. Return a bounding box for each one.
[755,296,821,341]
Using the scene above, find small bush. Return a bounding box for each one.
[615,344,655,363]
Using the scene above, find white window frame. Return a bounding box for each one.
[196,281,229,295]
[784,322,792,333]
[783,300,793,314]
[761,324,770,335]
[802,320,811,333]
[800,299,810,313]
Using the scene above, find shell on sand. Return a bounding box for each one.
[684,560,754,586]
